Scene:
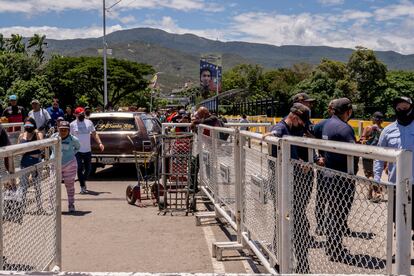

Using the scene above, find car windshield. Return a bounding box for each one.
[91,117,137,131]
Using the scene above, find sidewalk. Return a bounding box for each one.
[60,165,252,273]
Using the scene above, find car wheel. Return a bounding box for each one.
[126,184,138,205]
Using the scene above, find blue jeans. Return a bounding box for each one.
[19,155,42,210]
[75,152,92,188]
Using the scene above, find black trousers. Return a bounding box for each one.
[315,171,329,229]
[324,175,356,253]
[292,166,314,273]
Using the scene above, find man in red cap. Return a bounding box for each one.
[70,107,104,194]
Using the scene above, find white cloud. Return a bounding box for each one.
[0,0,223,14]
[374,0,414,21]
[228,9,414,54]
[0,25,124,40]
[318,0,344,6]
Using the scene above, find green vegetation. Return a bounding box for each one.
[221,48,414,118]
[0,34,155,110]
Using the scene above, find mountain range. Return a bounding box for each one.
[44,27,414,93]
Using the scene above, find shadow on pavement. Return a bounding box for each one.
[90,164,137,181]
[62,210,92,216]
[83,190,112,196]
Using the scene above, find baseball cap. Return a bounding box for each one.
[24,122,35,128]
[292,92,315,103]
[31,99,40,104]
[9,95,17,101]
[57,117,64,121]
[393,96,412,108]
[332,98,353,113]
[58,121,70,129]
[74,107,85,115]
[372,111,384,120]
[290,103,310,123]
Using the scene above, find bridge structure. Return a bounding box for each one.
[0,121,412,275]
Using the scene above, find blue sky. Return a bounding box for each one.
[0,0,413,54]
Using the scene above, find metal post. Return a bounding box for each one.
[210,128,218,204]
[103,0,108,109]
[280,140,291,273]
[395,151,412,275]
[55,138,62,270]
[216,65,219,97]
[234,129,242,243]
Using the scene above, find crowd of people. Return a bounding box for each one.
[0,95,104,213]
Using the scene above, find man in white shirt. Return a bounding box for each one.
[28,99,51,135]
[70,107,104,194]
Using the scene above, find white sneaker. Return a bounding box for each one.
[80,187,87,194]
[68,204,75,213]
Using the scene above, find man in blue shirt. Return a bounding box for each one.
[47,98,65,127]
[263,103,313,273]
[322,97,358,262]
[313,99,336,236]
[374,96,414,230]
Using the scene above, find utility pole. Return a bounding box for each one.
[103,0,108,110]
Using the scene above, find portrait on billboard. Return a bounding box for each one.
[200,60,222,97]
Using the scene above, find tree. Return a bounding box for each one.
[28,34,47,62]
[0,52,39,98]
[347,48,388,115]
[0,34,6,52]
[6,34,25,54]
[7,75,53,108]
[43,56,154,108]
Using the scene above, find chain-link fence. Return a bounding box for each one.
[0,138,62,271]
[289,159,392,274]
[240,132,280,267]
[196,124,412,275]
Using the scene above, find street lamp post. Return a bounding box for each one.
[103,0,108,110]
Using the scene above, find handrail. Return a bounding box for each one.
[0,137,60,158]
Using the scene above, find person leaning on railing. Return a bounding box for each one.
[374,96,414,231]
[321,97,359,263]
[262,102,314,274]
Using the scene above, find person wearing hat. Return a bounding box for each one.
[47,98,64,127]
[28,99,51,136]
[312,99,337,236]
[17,117,44,214]
[84,106,92,119]
[321,97,358,262]
[70,107,104,194]
[374,96,414,231]
[52,121,80,213]
[263,102,313,273]
[2,94,26,126]
[360,111,385,202]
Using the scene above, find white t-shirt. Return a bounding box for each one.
[29,109,51,130]
[70,119,96,153]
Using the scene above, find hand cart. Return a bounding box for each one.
[126,151,163,207]
[159,133,197,215]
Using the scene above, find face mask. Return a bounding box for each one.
[78,115,85,121]
[396,108,413,126]
[25,127,35,133]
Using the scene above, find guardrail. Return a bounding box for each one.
[0,137,62,272]
[197,124,412,275]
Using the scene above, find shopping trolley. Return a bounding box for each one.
[159,133,197,215]
[126,151,163,207]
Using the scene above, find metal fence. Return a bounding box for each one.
[0,138,62,272]
[2,123,24,145]
[197,124,412,275]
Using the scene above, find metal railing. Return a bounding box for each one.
[197,124,412,275]
[0,137,62,272]
[2,123,24,145]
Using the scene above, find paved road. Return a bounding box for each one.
[61,164,255,273]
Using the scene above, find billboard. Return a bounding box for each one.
[200,59,222,96]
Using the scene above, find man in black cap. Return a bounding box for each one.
[360,111,385,201]
[263,102,313,273]
[291,92,316,137]
[321,97,358,262]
